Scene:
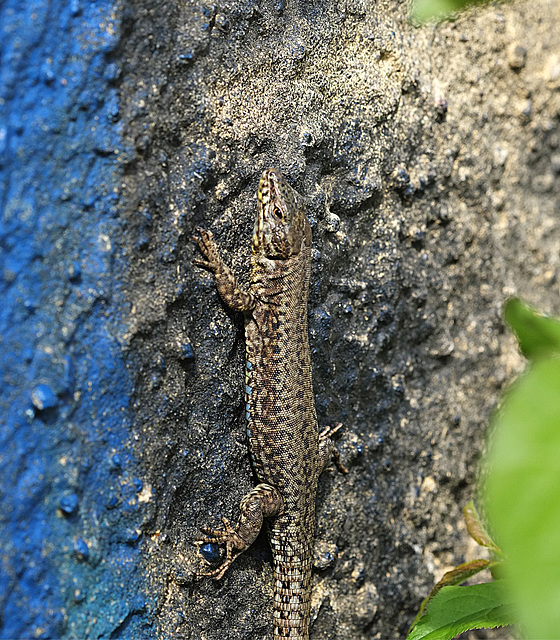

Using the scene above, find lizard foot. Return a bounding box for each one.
[191,227,221,273]
[194,517,246,580]
[319,423,349,475]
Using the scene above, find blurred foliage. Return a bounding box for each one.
[408,298,560,639]
[504,298,560,359]
[411,0,498,23]
[485,300,560,639]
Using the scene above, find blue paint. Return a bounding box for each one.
[58,493,79,516]
[0,0,155,637]
[111,453,123,470]
[31,384,58,410]
[125,529,141,544]
[199,542,222,563]
[74,538,90,560]
[182,343,195,361]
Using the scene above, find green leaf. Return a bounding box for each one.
[504,298,560,359]
[408,559,499,634]
[485,357,560,639]
[406,582,515,640]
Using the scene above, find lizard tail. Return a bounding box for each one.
[271,544,313,639]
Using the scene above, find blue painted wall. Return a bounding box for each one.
[0,1,153,637]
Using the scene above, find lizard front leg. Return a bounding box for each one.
[195,483,284,580]
[192,227,256,313]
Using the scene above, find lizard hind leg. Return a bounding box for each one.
[194,483,284,580]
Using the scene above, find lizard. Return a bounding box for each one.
[192,168,347,639]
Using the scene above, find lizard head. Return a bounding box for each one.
[253,168,311,259]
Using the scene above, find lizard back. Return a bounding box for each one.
[245,170,319,638]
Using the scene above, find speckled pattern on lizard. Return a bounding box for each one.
[192,168,347,639]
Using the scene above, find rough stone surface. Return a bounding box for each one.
[1,0,559,637]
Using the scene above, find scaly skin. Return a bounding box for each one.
[193,168,346,639]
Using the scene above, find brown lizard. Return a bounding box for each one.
[192,168,347,639]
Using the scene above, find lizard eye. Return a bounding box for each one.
[272,206,283,221]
